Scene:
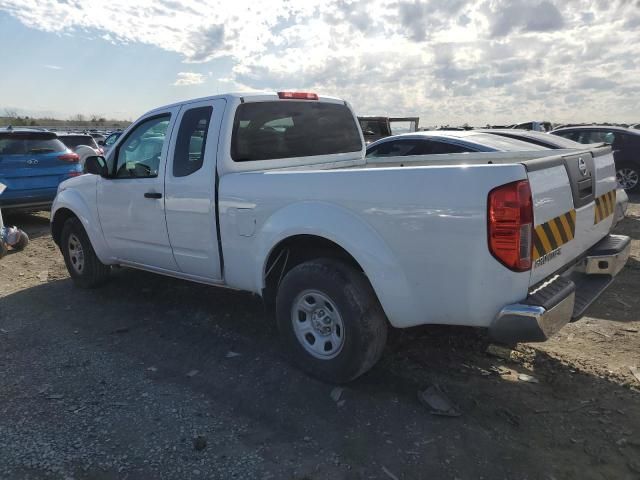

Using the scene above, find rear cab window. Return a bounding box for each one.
[231,101,362,161]
[0,132,67,155]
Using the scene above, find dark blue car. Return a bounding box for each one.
[0,128,82,211]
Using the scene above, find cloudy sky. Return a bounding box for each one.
[0,0,638,125]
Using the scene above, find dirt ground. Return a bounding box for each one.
[1,199,639,480]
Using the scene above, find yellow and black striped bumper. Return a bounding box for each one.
[594,190,616,224]
[533,210,576,261]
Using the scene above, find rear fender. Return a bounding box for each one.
[254,202,415,327]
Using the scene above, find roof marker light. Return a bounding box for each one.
[277,91,319,100]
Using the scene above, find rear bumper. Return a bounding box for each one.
[490,234,631,344]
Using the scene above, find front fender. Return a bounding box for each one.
[52,179,112,264]
[254,201,416,327]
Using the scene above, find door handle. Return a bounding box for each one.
[144,192,162,199]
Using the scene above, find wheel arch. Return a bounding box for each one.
[253,202,415,327]
[51,189,111,263]
[51,207,77,246]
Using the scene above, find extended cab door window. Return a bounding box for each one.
[114,115,170,178]
[173,106,213,177]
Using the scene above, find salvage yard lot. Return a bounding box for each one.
[1,201,639,480]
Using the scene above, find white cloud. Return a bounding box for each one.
[43,64,61,70]
[1,0,639,124]
[173,72,206,86]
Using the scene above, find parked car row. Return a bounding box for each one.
[550,125,640,192]
[366,122,640,192]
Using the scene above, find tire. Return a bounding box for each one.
[275,258,388,384]
[60,217,110,288]
[616,163,640,192]
[11,231,29,251]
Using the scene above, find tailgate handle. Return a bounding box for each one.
[144,192,162,199]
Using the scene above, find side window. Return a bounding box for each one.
[173,106,213,177]
[366,140,421,157]
[435,142,473,154]
[114,115,170,178]
[554,131,580,142]
[579,130,615,144]
[105,134,118,146]
[413,141,473,155]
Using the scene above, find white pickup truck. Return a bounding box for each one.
[51,92,630,383]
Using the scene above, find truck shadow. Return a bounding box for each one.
[583,255,640,323]
[614,213,640,241]
[2,268,639,479]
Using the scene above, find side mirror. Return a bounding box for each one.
[84,156,109,177]
[97,140,105,146]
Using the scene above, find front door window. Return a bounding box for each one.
[114,115,170,178]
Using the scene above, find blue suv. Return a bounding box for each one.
[0,128,82,211]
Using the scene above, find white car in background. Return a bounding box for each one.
[56,133,102,166]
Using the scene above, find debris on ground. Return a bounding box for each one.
[615,297,632,308]
[630,366,640,385]
[186,369,199,378]
[193,435,207,451]
[417,385,461,417]
[330,387,343,403]
[382,466,399,480]
[589,329,611,339]
[486,344,513,360]
[496,407,520,427]
[491,365,511,376]
[37,270,48,282]
[225,351,241,358]
[146,366,158,372]
[112,327,130,334]
[485,344,526,362]
[517,373,539,384]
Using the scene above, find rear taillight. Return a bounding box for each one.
[58,153,80,163]
[488,180,533,272]
[277,91,318,100]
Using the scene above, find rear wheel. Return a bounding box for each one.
[275,258,388,384]
[61,217,110,288]
[616,163,640,192]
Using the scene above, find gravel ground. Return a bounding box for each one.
[0,199,639,480]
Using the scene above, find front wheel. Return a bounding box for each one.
[60,217,110,288]
[275,258,388,384]
[616,163,640,192]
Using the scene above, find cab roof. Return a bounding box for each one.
[146,91,346,116]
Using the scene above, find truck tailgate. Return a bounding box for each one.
[526,145,617,286]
